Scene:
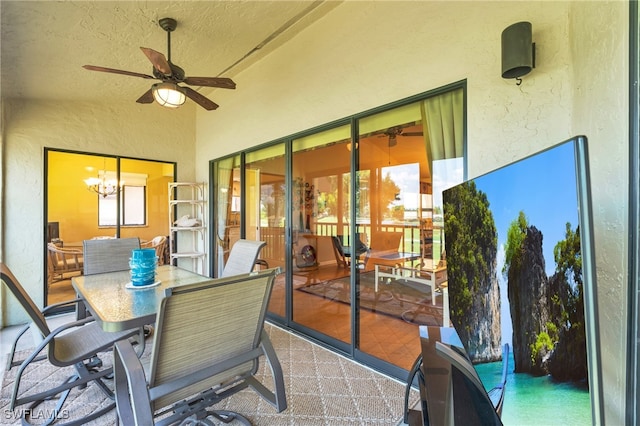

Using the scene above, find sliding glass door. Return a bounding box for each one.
[291,124,353,344]
[45,149,175,308]
[355,96,463,369]
[245,145,286,318]
[209,83,465,379]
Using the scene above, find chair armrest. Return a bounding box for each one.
[41,297,86,316]
[12,315,96,375]
[403,354,423,424]
[114,340,153,426]
[48,316,95,335]
[48,246,83,268]
[6,300,93,370]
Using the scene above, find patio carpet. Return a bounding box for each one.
[0,323,418,425]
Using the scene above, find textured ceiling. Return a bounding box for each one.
[0,1,336,104]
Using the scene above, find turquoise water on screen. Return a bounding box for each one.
[474,353,592,426]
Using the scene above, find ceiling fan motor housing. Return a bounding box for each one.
[159,18,177,32]
[153,63,185,81]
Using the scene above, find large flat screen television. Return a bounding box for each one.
[442,136,602,424]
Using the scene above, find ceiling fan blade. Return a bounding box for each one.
[401,132,424,137]
[184,87,219,110]
[184,76,236,89]
[140,47,172,75]
[83,65,156,80]
[136,89,154,104]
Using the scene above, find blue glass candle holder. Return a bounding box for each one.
[129,248,158,286]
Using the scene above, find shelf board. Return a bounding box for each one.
[171,252,205,258]
[171,226,205,232]
[169,200,205,205]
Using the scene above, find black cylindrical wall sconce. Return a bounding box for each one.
[501,21,535,84]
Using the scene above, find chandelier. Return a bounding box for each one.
[84,173,123,198]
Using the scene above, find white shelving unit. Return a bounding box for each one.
[168,182,206,272]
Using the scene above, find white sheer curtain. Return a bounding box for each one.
[215,157,235,276]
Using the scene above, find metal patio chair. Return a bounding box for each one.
[46,242,84,287]
[83,237,141,275]
[1,263,140,426]
[113,268,287,425]
[221,239,267,277]
[403,326,510,426]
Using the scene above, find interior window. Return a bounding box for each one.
[98,185,146,226]
[97,172,148,226]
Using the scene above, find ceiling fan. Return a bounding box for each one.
[382,126,423,147]
[83,17,235,111]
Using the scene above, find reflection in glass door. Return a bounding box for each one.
[355,91,464,370]
[291,125,353,343]
[245,145,286,318]
[356,106,432,370]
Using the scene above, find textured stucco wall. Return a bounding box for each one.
[1,99,195,324]
[570,3,629,424]
[194,1,629,422]
[195,2,577,167]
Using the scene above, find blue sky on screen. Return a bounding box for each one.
[470,140,579,344]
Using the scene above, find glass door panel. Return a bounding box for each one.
[213,155,241,276]
[355,89,464,371]
[46,151,175,308]
[245,144,286,318]
[356,102,436,370]
[291,125,353,343]
[46,152,111,306]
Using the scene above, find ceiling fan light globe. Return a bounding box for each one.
[152,82,186,108]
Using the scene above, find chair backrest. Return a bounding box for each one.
[435,341,504,425]
[149,268,277,410]
[418,326,505,425]
[352,233,369,255]
[47,243,83,269]
[152,236,167,265]
[0,263,51,337]
[369,231,402,252]
[221,239,266,277]
[46,243,59,274]
[142,236,167,265]
[151,235,164,245]
[83,237,140,275]
[331,236,346,257]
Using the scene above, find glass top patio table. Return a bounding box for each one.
[71,265,211,332]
